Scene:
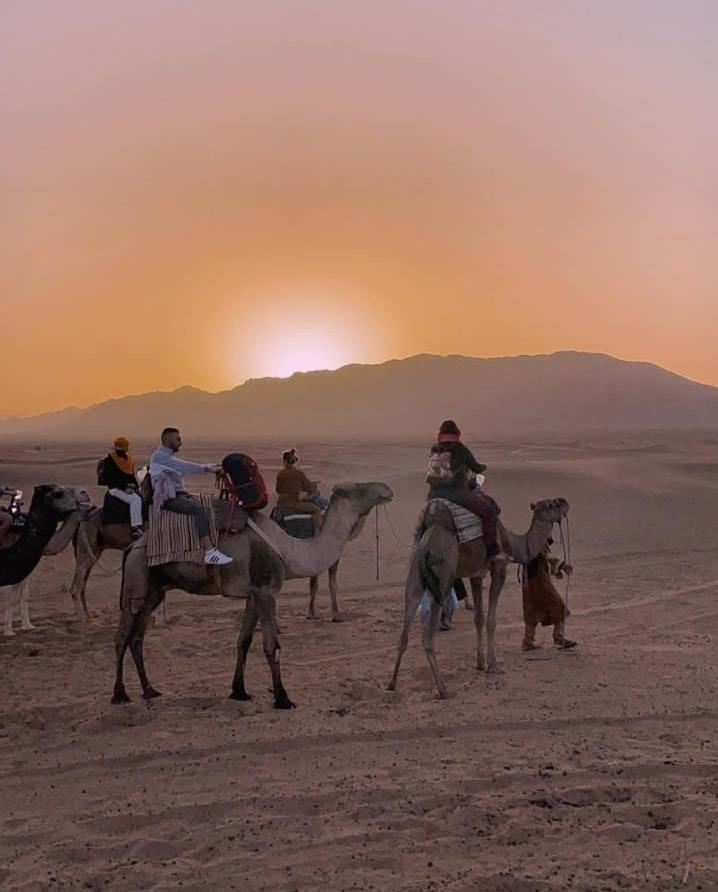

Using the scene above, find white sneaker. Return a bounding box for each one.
[204,547,233,566]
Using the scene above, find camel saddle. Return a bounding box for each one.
[418,498,484,544]
[270,506,315,540]
[146,495,245,567]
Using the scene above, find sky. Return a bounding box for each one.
[2,0,716,416]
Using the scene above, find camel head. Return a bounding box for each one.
[31,484,89,518]
[330,482,394,518]
[529,498,569,523]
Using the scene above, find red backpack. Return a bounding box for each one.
[220,453,269,511]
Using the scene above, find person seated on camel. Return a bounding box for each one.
[521,538,576,651]
[275,449,326,531]
[149,427,232,566]
[426,419,502,559]
[100,437,144,540]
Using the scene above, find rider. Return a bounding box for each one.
[275,449,325,531]
[149,427,233,566]
[427,420,501,558]
[100,436,144,539]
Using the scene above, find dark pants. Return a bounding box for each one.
[162,493,209,539]
[429,487,499,550]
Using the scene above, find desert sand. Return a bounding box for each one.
[2,434,718,890]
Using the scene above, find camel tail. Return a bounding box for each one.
[417,526,459,605]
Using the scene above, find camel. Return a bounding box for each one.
[388,497,570,698]
[112,482,393,708]
[71,505,361,626]
[0,485,90,588]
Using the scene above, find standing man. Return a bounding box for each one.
[150,427,232,566]
[521,539,576,651]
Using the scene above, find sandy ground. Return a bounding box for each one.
[2,434,718,891]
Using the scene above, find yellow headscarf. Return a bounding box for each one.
[111,437,135,476]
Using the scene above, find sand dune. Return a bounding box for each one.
[2,434,718,889]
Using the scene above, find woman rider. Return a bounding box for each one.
[427,420,501,558]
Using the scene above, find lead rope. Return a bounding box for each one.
[558,516,572,625]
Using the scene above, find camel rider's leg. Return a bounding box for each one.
[108,488,144,537]
[522,622,540,651]
[456,491,501,558]
[162,494,233,566]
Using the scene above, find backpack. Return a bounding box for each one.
[221,453,269,511]
[426,449,456,486]
[96,456,108,487]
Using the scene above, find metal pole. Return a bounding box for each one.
[375,506,380,581]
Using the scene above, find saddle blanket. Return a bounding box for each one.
[420,498,484,544]
[147,494,220,567]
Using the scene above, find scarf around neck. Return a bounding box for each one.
[110,450,135,477]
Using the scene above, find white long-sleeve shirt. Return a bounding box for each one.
[149,445,209,494]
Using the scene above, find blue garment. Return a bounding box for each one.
[149,445,208,494]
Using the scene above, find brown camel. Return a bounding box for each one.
[388,498,570,698]
[112,482,393,709]
[72,507,366,626]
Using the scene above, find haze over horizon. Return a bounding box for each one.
[4,1,716,416]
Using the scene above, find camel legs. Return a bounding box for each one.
[3,601,14,637]
[230,592,294,709]
[255,591,295,709]
[328,560,343,623]
[112,587,164,703]
[470,575,486,671]
[20,582,35,630]
[229,596,259,701]
[422,596,448,698]
[69,544,96,622]
[307,562,343,623]
[307,576,319,620]
[485,560,507,674]
[387,560,423,691]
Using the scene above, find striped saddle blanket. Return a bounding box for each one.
[420,498,483,544]
[147,495,222,567]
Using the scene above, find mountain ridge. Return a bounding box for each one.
[2,352,716,439]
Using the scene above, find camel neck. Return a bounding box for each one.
[499,512,555,565]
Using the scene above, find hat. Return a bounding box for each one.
[114,436,130,451]
[438,420,461,436]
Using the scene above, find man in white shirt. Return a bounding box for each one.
[149,427,232,566]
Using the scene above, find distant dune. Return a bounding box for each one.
[1,352,717,439]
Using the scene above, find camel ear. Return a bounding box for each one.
[530,502,536,511]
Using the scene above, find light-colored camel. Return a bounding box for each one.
[112,482,393,708]
[388,497,570,698]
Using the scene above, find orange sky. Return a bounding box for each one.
[2,1,716,415]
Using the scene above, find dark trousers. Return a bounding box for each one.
[429,487,499,549]
[162,493,210,539]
